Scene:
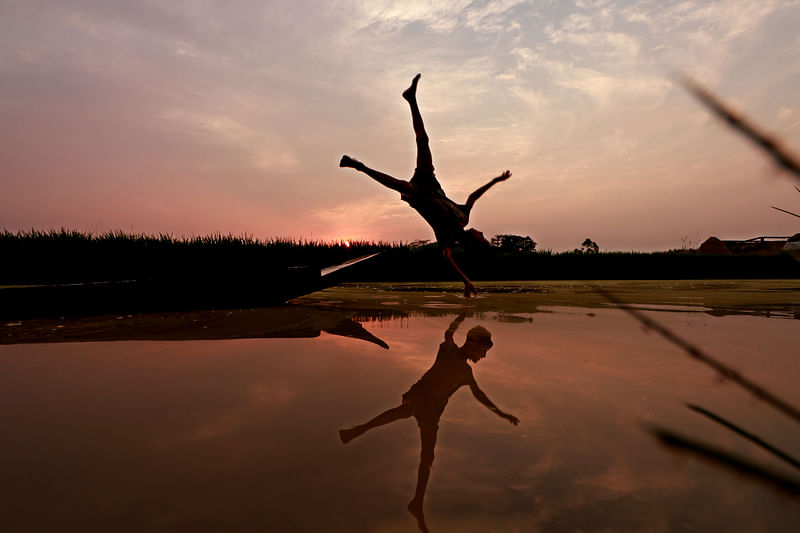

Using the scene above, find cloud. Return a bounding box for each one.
[355,0,473,32]
[159,107,300,172]
[559,9,614,33]
[351,0,531,34]
[547,30,641,65]
[463,0,532,33]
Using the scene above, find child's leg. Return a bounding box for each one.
[402,74,434,175]
[339,404,413,444]
[407,419,438,525]
[340,155,413,195]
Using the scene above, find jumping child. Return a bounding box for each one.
[340,74,511,297]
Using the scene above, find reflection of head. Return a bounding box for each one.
[463,326,492,363]
[466,325,493,348]
[462,326,494,363]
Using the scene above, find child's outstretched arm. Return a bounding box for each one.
[464,170,511,210]
[469,379,520,425]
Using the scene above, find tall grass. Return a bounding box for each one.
[2,229,797,285]
[0,228,398,284]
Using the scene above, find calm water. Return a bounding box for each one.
[1,281,799,532]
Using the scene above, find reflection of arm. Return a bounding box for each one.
[444,313,466,342]
[469,378,520,425]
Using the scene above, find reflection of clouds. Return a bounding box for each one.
[470,307,799,525]
[148,379,300,449]
[185,411,246,442]
[523,453,559,478]
[2,304,799,530]
[578,461,688,495]
[184,383,299,442]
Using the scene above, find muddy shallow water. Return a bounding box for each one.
[1,280,799,531]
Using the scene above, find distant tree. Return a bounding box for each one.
[490,234,536,252]
[580,238,599,254]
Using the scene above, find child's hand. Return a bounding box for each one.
[463,281,477,298]
[494,170,512,182]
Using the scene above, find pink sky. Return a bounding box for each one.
[2,1,799,251]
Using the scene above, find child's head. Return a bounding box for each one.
[463,228,491,251]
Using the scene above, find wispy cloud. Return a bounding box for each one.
[355,0,473,32]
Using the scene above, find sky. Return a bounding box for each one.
[2,0,799,251]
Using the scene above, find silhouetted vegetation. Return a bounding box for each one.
[579,238,599,254]
[1,229,797,285]
[0,229,394,285]
[490,234,536,252]
[351,245,799,282]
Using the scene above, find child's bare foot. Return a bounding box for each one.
[339,427,360,444]
[407,499,428,532]
[402,73,421,102]
[339,155,362,170]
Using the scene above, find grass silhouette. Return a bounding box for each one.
[1,229,798,285]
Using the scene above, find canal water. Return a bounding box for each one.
[1,281,799,531]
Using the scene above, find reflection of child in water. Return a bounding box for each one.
[340,73,511,297]
[339,315,519,532]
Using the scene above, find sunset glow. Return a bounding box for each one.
[1,1,799,250]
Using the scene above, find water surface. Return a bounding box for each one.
[1,280,799,531]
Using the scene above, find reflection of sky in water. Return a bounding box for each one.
[1,304,799,531]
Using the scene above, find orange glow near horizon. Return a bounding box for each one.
[1,2,799,251]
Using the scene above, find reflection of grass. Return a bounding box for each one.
[686,403,800,471]
[647,424,800,495]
